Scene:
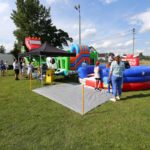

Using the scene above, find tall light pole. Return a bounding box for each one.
[132,28,135,55]
[75,4,81,45]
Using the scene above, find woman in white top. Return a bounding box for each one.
[13,59,19,80]
[27,61,34,79]
[94,61,102,91]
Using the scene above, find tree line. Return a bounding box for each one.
[9,0,73,58]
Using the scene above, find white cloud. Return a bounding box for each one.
[100,40,112,48]
[73,23,96,30]
[145,41,150,45]
[90,38,135,54]
[52,17,97,43]
[82,28,97,40]
[1,42,14,51]
[100,0,118,4]
[130,9,150,33]
[0,2,9,14]
[0,2,16,52]
[91,39,113,50]
[124,40,132,46]
[73,28,97,42]
[0,15,16,52]
[46,0,69,5]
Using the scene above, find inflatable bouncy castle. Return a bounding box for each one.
[21,38,99,75]
[78,65,150,91]
[70,45,90,70]
[56,44,98,75]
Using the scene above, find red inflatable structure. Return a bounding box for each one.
[122,54,139,66]
[25,37,41,51]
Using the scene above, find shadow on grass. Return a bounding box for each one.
[120,93,150,101]
[55,75,79,83]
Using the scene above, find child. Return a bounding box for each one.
[94,61,102,91]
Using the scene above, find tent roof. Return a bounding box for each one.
[19,42,76,57]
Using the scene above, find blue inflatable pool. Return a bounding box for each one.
[78,65,150,91]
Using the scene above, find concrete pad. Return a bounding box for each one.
[33,83,113,115]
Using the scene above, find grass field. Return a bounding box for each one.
[140,59,150,65]
[0,71,150,150]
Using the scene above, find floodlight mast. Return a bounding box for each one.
[74,4,81,45]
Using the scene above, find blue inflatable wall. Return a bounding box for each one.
[78,65,150,83]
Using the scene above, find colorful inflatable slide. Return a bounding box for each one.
[56,44,98,75]
[70,45,90,70]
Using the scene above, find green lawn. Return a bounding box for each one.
[0,72,150,150]
[140,59,150,65]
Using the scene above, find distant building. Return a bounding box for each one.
[0,53,15,69]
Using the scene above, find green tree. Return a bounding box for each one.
[0,45,6,53]
[11,0,73,50]
[10,42,20,58]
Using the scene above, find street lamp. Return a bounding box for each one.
[74,4,81,45]
[132,28,135,55]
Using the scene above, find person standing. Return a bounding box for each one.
[20,60,26,76]
[107,53,114,68]
[109,54,125,102]
[13,59,20,80]
[0,60,6,76]
[27,61,34,79]
[82,60,87,67]
[19,59,23,75]
[94,61,102,91]
[5,61,8,75]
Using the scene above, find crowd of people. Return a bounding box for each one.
[12,57,56,80]
[12,58,40,80]
[2,54,125,102]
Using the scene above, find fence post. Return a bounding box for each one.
[82,82,85,115]
[30,73,32,90]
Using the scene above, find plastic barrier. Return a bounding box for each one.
[45,69,54,84]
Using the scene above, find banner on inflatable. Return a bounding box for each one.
[25,37,41,50]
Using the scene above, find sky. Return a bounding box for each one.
[0,0,150,55]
